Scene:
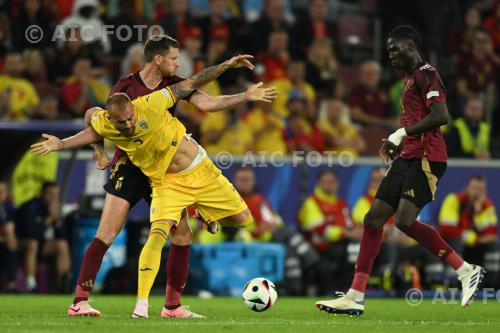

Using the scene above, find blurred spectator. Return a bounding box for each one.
[11,148,59,207]
[48,26,102,83]
[439,175,499,288]
[178,26,205,78]
[206,31,230,67]
[22,49,47,83]
[60,0,111,53]
[305,37,338,93]
[246,102,287,154]
[446,97,491,159]
[196,0,241,52]
[0,13,12,67]
[233,166,319,295]
[319,99,365,156]
[456,28,497,106]
[106,0,154,25]
[0,52,40,120]
[60,57,110,117]
[200,102,253,155]
[389,79,404,118]
[270,60,316,118]
[205,31,244,88]
[248,0,291,54]
[255,29,290,82]
[0,180,18,292]
[120,43,145,77]
[51,0,75,22]
[327,78,348,101]
[298,169,360,294]
[483,1,500,53]
[158,0,196,44]
[106,0,147,56]
[446,5,482,65]
[284,90,324,153]
[11,0,55,52]
[290,0,335,57]
[16,182,71,293]
[347,60,395,129]
[234,167,284,242]
[32,95,59,120]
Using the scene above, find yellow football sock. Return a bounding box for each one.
[137,221,172,300]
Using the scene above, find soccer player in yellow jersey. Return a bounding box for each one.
[31,56,278,318]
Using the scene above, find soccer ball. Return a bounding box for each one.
[242,277,278,312]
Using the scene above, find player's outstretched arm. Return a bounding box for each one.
[31,127,103,156]
[170,54,255,101]
[84,107,110,170]
[189,82,278,112]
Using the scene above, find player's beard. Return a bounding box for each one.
[121,128,135,137]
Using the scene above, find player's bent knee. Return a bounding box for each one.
[235,210,254,228]
[171,227,193,246]
[395,217,413,232]
[363,211,384,229]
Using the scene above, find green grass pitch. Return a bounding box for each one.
[1,295,499,333]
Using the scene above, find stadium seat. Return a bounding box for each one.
[337,14,373,49]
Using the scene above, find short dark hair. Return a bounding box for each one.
[317,169,337,181]
[106,92,131,110]
[41,181,58,193]
[144,35,179,62]
[234,166,254,175]
[387,25,421,49]
[468,174,486,183]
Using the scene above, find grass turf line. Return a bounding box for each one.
[0,295,499,333]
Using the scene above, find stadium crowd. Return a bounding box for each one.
[1,0,500,157]
[1,0,500,295]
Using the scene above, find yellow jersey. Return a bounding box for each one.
[0,74,40,120]
[91,88,186,185]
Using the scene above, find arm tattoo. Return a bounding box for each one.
[170,61,230,100]
[189,62,230,87]
[170,84,197,101]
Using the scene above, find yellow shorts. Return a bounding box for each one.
[150,157,247,223]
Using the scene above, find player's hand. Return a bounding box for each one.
[30,133,64,156]
[225,54,255,70]
[379,139,401,163]
[245,82,278,103]
[93,146,110,170]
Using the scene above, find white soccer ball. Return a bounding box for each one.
[242,277,278,312]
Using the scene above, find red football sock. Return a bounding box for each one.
[350,226,384,293]
[165,244,190,309]
[73,238,109,304]
[403,220,464,270]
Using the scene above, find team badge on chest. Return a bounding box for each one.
[138,120,149,131]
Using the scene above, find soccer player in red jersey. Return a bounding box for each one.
[68,35,267,318]
[315,26,485,316]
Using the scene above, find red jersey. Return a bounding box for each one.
[109,72,193,166]
[400,62,447,162]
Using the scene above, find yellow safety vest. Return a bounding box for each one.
[454,118,490,154]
